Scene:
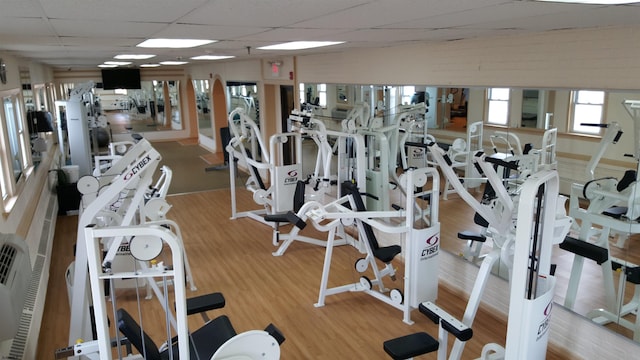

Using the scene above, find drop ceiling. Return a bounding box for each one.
[0,0,638,69]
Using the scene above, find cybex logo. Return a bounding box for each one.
[123,155,152,180]
[284,169,299,185]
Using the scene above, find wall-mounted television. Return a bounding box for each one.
[101,68,141,90]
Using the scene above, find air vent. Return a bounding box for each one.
[0,243,17,284]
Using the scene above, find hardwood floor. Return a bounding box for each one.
[37,183,640,359]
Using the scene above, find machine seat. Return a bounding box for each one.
[117,308,236,360]
[383,332,439,360]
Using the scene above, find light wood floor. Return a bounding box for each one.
[36,183,640,359]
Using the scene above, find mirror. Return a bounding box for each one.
[226,81,259,123]
[92,79,183,136]
[298,82,640,342]
[193,79,213,140]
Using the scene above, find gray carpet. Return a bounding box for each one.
[151,141,232,194]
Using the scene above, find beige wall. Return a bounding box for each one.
[296,25,640,91]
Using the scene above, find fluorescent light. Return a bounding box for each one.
[159,61,188,65]
[115,54,156,60]
[191,55,235,60]
[103,61,132,66]
[257,41,345,50]
[535,0,640,3]
[98,64,118,68]
[137,38,216,48]
[140,63,161,68]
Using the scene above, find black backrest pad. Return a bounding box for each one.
[341,181,380,250]
[117,308,162,360]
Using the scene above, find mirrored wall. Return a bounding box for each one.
[299,82,640,342]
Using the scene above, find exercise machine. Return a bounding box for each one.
[67,139,196,351]
[442,121,484,200]
[563,100,640,339]
[57,223,285,359]
[309,167,440,324]
[383,170,565,359]
[227,107,304,229]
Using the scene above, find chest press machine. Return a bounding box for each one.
[293,167,442,324]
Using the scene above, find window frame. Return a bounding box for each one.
[0,88,33,212]
[486,87,511,126]
[568,90,607,135]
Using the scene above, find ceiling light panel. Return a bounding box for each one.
[115,54,156,60]
[137,38,216,48]
[191,55,235,60]
[257,41,345,50]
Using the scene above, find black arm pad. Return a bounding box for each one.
[419,302,473,342]
[484,156,518,171]
[559,236,608,265]
[186,292,226,315]
[264,211,307,229]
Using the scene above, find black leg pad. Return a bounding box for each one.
[383,332,438,359]
[186,292,226,315]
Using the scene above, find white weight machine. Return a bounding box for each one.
[563,100,640,340]
[308,167,440,324]
[55,81,96,177]
[229,107,369,256]
[67,139,196,352]
[57,224,284,360]
[227,107,304,227]
[442,121,484,200]
[383,170,565,360]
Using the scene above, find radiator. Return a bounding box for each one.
[0,234,31,341]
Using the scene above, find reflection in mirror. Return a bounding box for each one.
[227,81,259,123]
[295,82,640,343]
[193,79,213,139]
[93,80,182,135]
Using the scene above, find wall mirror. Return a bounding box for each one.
[298,82,640,343]
[193,79,213,141]
[92,79,183,136]
[226,81,259,123]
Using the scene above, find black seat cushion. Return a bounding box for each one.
[383,332,439,359]
[117,308,162,360]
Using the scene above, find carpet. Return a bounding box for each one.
[151,140,233,195]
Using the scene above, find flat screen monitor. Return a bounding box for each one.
[101,68,141,90]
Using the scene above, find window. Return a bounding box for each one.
[401,86,415,105]
[0,89,32,211]
[570,90,605,134]
[487,88,510,125]
[299,83,326,108]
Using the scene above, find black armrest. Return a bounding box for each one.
[264,211,306,229]
[559,236,608,265]
[419,302,473,342]
[264,323,286,345]
[186,292,226,315]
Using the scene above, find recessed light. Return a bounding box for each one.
[191,55,235,60]
[159,61,188,65]
[137,38,217,49]
[104,61,132,66]
[535,0,639,3]
[115,54,156,60]
[98,64,118,68]
[140,63,161,67]
[257,41,345,51]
